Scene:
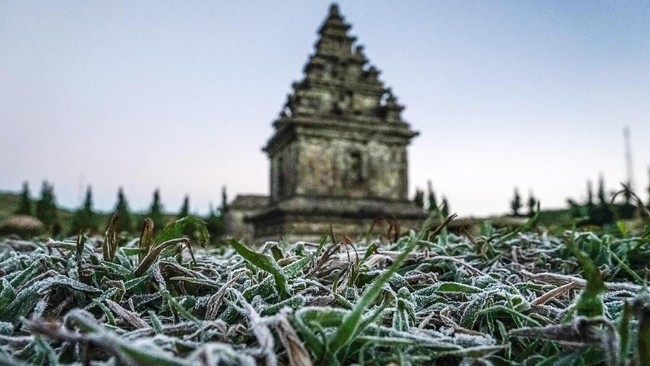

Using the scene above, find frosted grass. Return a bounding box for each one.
[0,216,648,365]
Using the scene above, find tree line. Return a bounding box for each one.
[413,180,450,217]
[564,175,643,226]
[12,181,228,240]
[414,171,650,224]
[509,188,538,217]
[510,171,650,225]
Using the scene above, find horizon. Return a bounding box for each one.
[1,1,649,216]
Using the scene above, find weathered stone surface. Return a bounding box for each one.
[224,195,268,242]
[270,135,409,201]
[227,4,427,242]
[249,195,426,243]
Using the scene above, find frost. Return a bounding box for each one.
[0,226,647,364]
[0,321,12,335]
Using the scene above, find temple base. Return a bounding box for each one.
[246,196,428,243]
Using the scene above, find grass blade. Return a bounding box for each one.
[328,214,455,360]
[229,239,290,299]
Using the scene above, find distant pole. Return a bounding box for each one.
[624,126,634,191]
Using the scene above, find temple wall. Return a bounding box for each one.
[270,143,299,202]
[294,137,407,200]
[224,208,254,242]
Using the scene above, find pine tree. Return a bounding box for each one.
[205,203,225,243]
[510,187,522,216]
[177,195,196,237]
[35,181,60,234]
[441,196,450,217]
[112,188,133,233]
[527,191,537,216]
[647,168,650,208]
[413,189,424,208]
[15,181,33,216]
[220,186,228,213]
[178,195,190,218]
[427,180,438,212]
[70,186,98,235]
[590,175,613,225]
[148,189,165,233]
[620,183,635,219]
[586,180,594,206]
[597,175,607,205]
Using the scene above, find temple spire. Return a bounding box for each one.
[279,3,407,122]
[329,3,340,16]
[316,3,355,57]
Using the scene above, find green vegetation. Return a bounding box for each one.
[178,195,190,219]
[205,204,225,241]
[427,180,438,211]
[1,187,226,242]
[112,187,134,234]
[510,187,522,216]
[69,186,99,236]
[0,213,648,365]
[526,191,537,217]
[147,188,165,234]
[441,196,450,217]
[35,181,61,235]
[413,188,424,209]
[15,182,33,216]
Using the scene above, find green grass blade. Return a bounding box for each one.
[568,240,606,318]
[155,216,209,247]
[229,239,290,299]
[328,214,454,358]
[635,293,650,366]
[133,238,189,276]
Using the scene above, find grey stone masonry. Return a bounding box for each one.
[244,4,427,242]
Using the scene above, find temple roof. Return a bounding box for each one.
[229,195,269,210]
[276,3,409,126]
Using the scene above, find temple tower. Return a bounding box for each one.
[247,4,426,242]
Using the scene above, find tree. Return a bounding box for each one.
[35,181,60,235]
[205,203,225,243]
[620,184,635,219]
[586,180,594,206]
[220,186,228,213]
[597,175,607,205]
[413,188,424,208]
[112,187,133,233]
[647,167,650,207]
[510,187,522,216]
[527,191,537,216]
[177,195,195,238]
[589,175,613,226]
[178,195,190,219]
[147,189,165,233]
[441,196,450,217]
[427,180,438,212]
[15,181,33,216]
[70,186,98,235]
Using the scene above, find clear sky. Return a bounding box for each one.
[1,1,649,216]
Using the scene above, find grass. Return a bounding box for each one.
[0,192,20,221]
[0,214,649,365]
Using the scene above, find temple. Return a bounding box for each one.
[228,4,427,242]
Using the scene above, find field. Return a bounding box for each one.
[0,213,648,365]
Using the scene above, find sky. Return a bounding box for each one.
[1,1,649,217]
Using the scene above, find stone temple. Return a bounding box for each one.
[226,4,427,242]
